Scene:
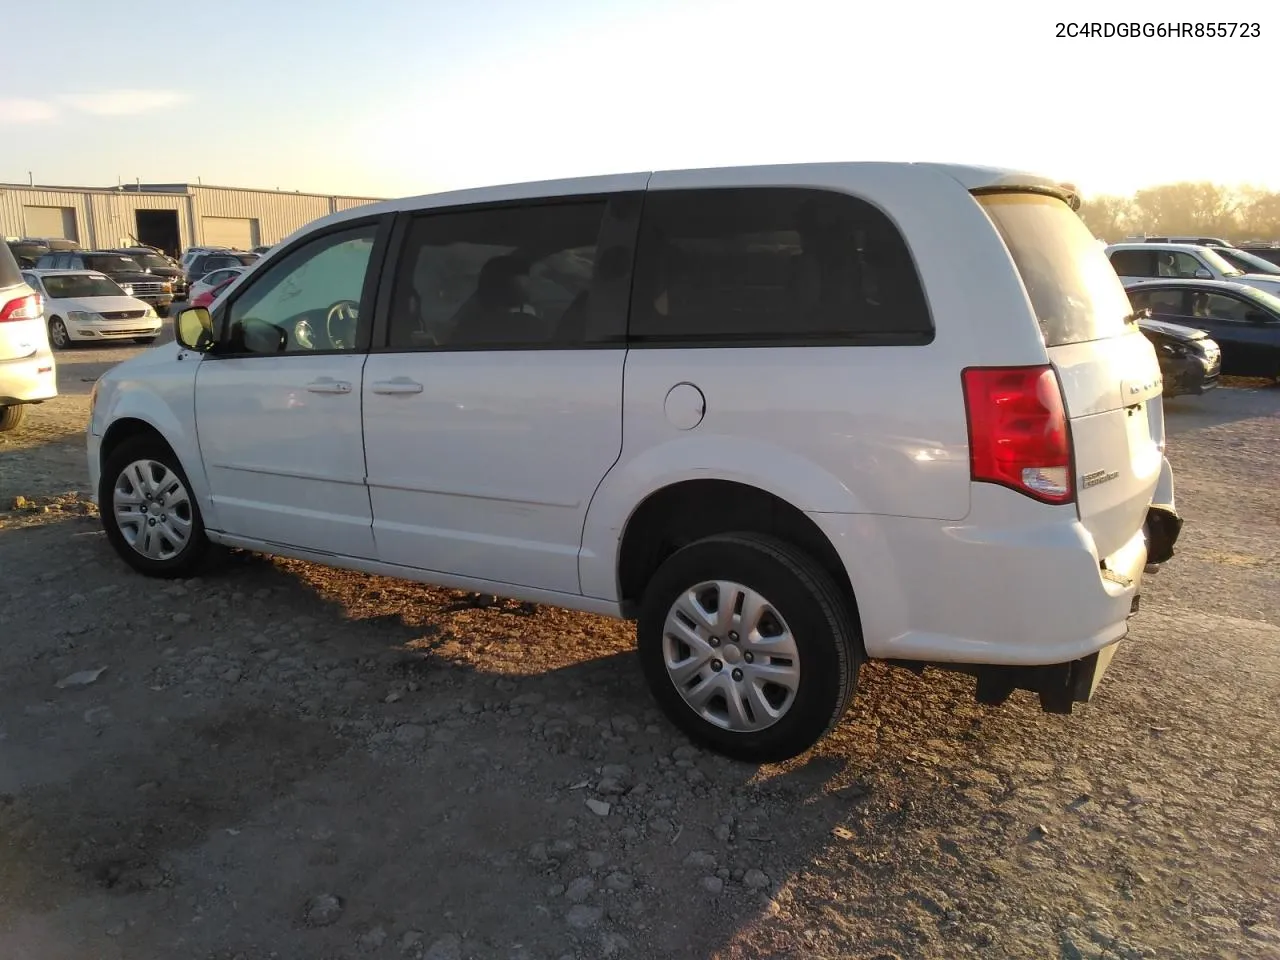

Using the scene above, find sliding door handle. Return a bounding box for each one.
[306,378,352,394]
[371,379,424,396]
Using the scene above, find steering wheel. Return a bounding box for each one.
[325,300,360,349]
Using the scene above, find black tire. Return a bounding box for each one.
[637,533,861,763]
[99,435,210,578]
[0,403,28,432]
[48,316,71,350]
[134,337,158,344]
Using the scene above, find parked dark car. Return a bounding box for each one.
[6,237,79,268]
[1125,278,1280,382]
[185,250,259,284]
[112,247,189,299]
[1134,317,1221,397]
[1237,243,1280,268]
[1209,246,1280,277]
[33,250,173,312]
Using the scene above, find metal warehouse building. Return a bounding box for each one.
[0,181,384,258]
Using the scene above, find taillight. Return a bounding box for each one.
[962,364,1073,505]
[0,294,41,323]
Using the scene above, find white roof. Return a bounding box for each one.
[285,161,1076,245]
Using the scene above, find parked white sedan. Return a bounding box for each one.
[21,269,163,348]
[187,266,245,305]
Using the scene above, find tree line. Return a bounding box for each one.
[1077,182,1280,243]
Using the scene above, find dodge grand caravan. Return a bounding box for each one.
[86,163,1182,761]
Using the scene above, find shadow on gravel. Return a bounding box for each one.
[0,511,1143,958]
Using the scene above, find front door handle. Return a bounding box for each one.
[306,378,352,394]
[371,379,424,395]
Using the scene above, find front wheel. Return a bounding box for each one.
[48,317,71,350]
[637,533,861,763]
[99,435,210,578]
[0,404,28,432]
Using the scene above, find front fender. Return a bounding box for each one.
[578,434,869,600]
[96,351,217,530]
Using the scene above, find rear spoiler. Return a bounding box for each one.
[971,181,1083,212]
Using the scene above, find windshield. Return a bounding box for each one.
[1215,247,1280,276]
[1238,285,1280,315]
[1195,247,1244,277]
[130,253,172,272]
[42,274,126,299]
[978,192,1132,346]
[86,254,143,273]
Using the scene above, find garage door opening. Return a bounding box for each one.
[24,205,79,242]
[202,216,259,251]
[135,210,181,259]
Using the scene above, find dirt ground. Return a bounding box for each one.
[1,336,1278,960]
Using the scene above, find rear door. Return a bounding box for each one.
[981,194,1166,561]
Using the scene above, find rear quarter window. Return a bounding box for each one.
[979,193,1132,347]
[629,186,932,345]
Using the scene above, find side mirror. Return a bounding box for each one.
[175,306,214,352]
[1194,268,1213,280]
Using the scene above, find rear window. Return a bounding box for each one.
[0,241,22,289]
[979,193,1132,347]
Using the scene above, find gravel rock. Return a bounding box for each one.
[565,876,595,902]
[702,876,724,894]
[358,925,388,951]
[302,892,344,927]
[566,904,604,929]
[605,871,633,892]
[744,869,770,890]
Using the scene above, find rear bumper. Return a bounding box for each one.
[810,497,1149,670]
[0,351,57,404]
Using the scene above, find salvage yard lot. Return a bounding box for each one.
[1,343,1277,960]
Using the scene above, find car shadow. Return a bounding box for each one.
[1,518,1064,959]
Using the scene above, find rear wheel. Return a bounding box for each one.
[100,435,210,578]
[48,317,70,350]
[637,533,861,763]
[0,404,28,432]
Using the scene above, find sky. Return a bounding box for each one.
[0,0,1274,201]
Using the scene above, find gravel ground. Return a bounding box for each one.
[1,341,1278,960]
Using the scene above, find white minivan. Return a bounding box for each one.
[87,163,1181,761]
